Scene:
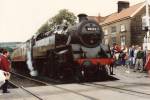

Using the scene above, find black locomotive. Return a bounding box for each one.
[11,14,113,81]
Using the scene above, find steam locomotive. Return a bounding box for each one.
[11,14,113,81]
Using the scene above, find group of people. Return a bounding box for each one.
[111,43,150,75]
[0,48,11,93]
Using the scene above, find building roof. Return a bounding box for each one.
[88,16,107,23]
[101,2,145,25]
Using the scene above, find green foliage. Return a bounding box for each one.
[51,9,77,25]
[36,9,77,34]
[38,23,49,34]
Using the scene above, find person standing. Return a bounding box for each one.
[111,43,121,66]
[134,47,144,72]
[120,45,128,66]
[128,45,135,68]
[145,51,150,77]
[0,49,11,93]
[133,45,139,68]
[143,46,148,71]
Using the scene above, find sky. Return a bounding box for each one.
[0,0,146,42]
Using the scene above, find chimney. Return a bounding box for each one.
[78,14,88,22]
[118,1,130,13]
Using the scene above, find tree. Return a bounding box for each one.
[51,9,77,26]
[36,9,77,34]
[38,23,49,34]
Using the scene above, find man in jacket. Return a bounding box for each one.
[0,49,11,93]
[134,47,144,72]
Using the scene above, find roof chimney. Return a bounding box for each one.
[78,14,88,22]
[118,1,130,13]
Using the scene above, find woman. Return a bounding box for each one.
[0,49,11,93]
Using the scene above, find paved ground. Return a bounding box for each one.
[0,66,150,100]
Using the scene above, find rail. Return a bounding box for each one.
[9,80,44,100]
[10,72,49,86]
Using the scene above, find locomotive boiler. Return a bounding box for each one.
[11,14,113,81]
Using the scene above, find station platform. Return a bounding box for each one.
[1,67,150,100]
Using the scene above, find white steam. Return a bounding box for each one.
[26,49,38,76]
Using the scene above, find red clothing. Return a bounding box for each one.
[114,45,121,53]
[0,55,10,72]
[145,54,150,71]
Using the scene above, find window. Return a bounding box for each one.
[105,38,109,44]
[111,26,116,33]
[120,36,126,46]
[111,37,116,44]
[120,24,126,32]
[104,29,108,35]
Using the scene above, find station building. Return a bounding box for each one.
[90,1,150,47]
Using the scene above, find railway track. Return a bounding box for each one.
[8,72,50,100]
[9,72,49,87]
[10,71,144,99]
[80,82,150,97]
[8,81,44,100]
[8,72,150,99]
